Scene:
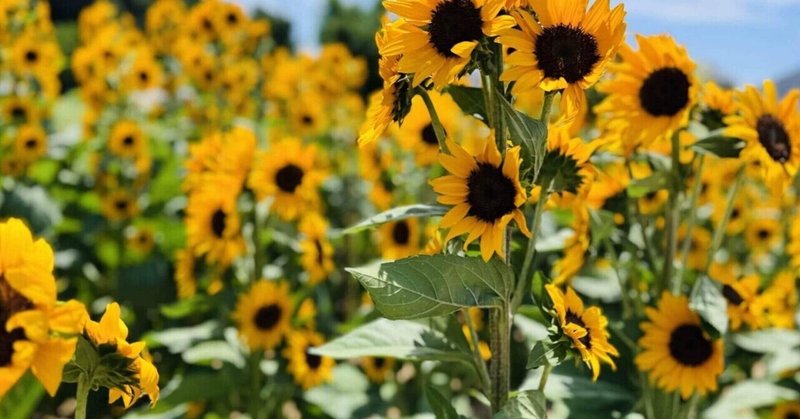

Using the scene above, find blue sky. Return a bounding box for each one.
[235,0,800,86]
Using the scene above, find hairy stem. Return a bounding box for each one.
[489,304,511,413]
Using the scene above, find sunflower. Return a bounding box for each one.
[248,138,327,221]
[431,134,530,261]
[127,226,155,255]
[497,0,626,117]
[395,91,461,165]
[636,292,724,399]
[298,214,335,285]
[233,280,293,351]
[284,330,335,389]
[381,0,513,87]
[2,96,38,125]
[379,219,421,260]
[724,81,800,190]
[174,249,197,300]
[788,214,800,269]
[0,218,88,397]
[184,127,257,192]
[552,206,590,285]
[185,176,246,267]
[85,302,160,407]
[125,53,163,91]
[101,189,140,221]
[14,123,48,162]
[109,120,147,159]
[744,218,781,256]
[700,81,735,130]
[545,285,618,380]
[362,357,396,383]
[596,35,698,149]
[759,271,797,329]
[773,402,800,419]
[289,92,327,138]
[536,125,596,197]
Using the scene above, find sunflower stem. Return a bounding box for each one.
[464,308,491,393]
[75,371,93,419]
[514,181,551,310]
[675,155,705,293]
[661,131,682,295]
[539,91,556,123]
[537,363,553,392]
[704,165,745,272]
[416,87,448,153]
[488,303,511,414]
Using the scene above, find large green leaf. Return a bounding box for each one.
[340,205,447,235]
[733,329,800,353]
[310,318,472,365]
[689,276,729,337]
[446,85,488,123]
[495,390,546,419]
[0,373,44,419]
[692,135,744,158]
[347,255,514,320]
[426,385,461,419]
[304,364,370,419]
[144,320,219,353]
[626,173,668,198]
[496,93,548,182]
[704,380,798,418]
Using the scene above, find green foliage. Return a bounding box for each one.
[692,135,744,158]
[689,276,729,338]
[496,92,548,182]
[341,204,447,235]
[425,384,461,419]
[495,390,546,419]
[0,373,45,419]
[627,173,669,198]
[447,85,488,123]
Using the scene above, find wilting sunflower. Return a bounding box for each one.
[298,214,335,285]
[14,123,48,162]
[636,292,724,399]
[284,330,335,389]
[773,402,800,419]
[362,357,396,383]
[85,302,160,407]
[185,176,246,267]
[379,219,420,260]
[0,218,88,397]
[233,280,293,350]
[596,35,698,149]
[381,0,513,87]
[546,285,618,380]
[431,135,530,261]
[109,120,147,159]
[724,81,800,190]
[497,0,626,116]
[248,138,327,221]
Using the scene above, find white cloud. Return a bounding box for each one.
[622,0,800,24]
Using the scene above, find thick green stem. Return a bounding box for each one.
[539,92,555,123]
[537,363,553,392]
[489,304,511,414]
[661,131,682,294]
[75,372,92,419]
[416,87,448,153]
[704,166,745,272]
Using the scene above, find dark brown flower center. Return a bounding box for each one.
[428,0,483,58]
[757,228,771,240]
[139,71,149,83]
[565,310,592,349]
[392,221,411,245]
[373,357,386,368]
[669,324,713,366]
[786,413,800,419]
[639,67,691,117]
[466,163,517,222]
[24,50,38,63]
[211,208,227,238]
[24,138,38,149]
[305,346,323,369]
[534,24,600,84]
[314,239,326,266]
[756,114,791,163]
[275,164,304,193]
[0,279,33,367]
[253,304,282,330]
[421,123,439,145]
[122,135,135,147]
[722,284,744,306]
[10,106,25,120]
[115,199,130,211]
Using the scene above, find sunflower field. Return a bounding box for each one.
[0,0,799,418]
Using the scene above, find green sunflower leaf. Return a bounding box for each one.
[446,85,488,123]
[425,384,462,419]
[496,93,548,183]
[347,255,514,320]
[689,276,729,338]
[691,135,744,158]
[495,390,547,419]
[626,173,669,198]
[339,204,447,235]
[526,341,566,370]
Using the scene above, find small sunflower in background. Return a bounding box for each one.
[431,135,530,261]
[2,96,38,125]
[725,81,800,191]
[758,272,797,329]
[361,357,396,384]
[545,285,619,380]
[677,225,711,271]
[185,176,246,267]
[596,34,698,150]
[379,218,420,260]
[127,225,156,255]
[381,0,513,87]
[717,273,763,331]
[284,330,335,389]
[101,189,140,221]
[298,213,335,285]
[173,248,197,300]
[14,123,47,162]
[289,92,327,138]
[248,138,327,221]
[395,91,461,165]
[773,401,800,419]
[744,218,782,257]
[233,280,293,351]
[636,292,724,399]
[700,81,735,130]
[497,0,626,117]
[109,120,147,159]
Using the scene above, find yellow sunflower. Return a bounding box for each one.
[759,271,797,329]
[700,81,735,130]
[395,91,461,165]
[552,206,590,285]
[248,138,327,221]
[298,214,335,285]
[284,330,335,389]
[85,302,160,408]
[109,120,147,159]
[788,214,800,269]
[362,357,396,383]
[232,280,293,351]
[101,189,140,221]
[173,249,197,300]
[773,402,800,419]
[677,225,711,271]
[431,134,530,261]
[596,35,698,149]
[381,0,513,87]
[497,0,626,117]
[185,176,246,267]
[744,218,781,256]
[0,218,88,397]
[379,219,421,260]
[636,292,724,399]
[724,81,800,190]
[184,126,256,192]
[2,96,38,125]
[127,226,155,255]
[14,123,48,162]
[545,285,618,380]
